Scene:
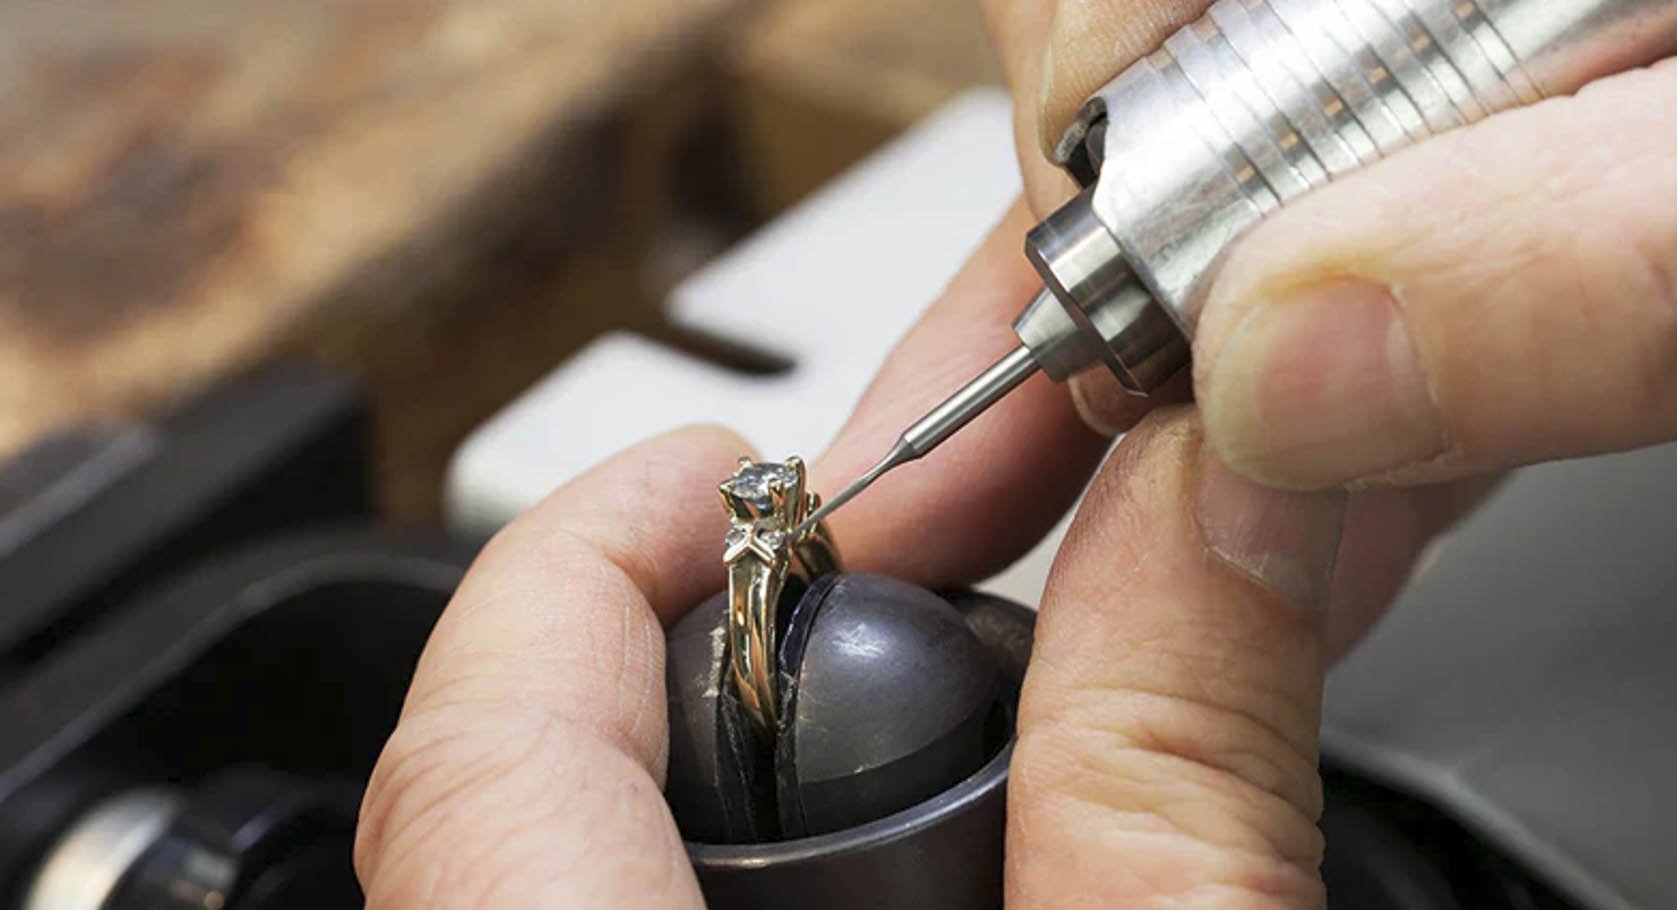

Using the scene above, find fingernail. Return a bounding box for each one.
[1205,280,1445,488]
[1069,368,1132,437]
[1195,447,1346,612]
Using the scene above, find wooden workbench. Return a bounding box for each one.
[1,0,1000,520]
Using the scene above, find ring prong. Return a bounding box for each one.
[765,482,790,515]
[719,485,757,521]
[788,457,809,521]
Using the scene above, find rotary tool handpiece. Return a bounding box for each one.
[802,0,1677,534]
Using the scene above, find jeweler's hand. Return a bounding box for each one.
[353,426,740,908]
[1008,406,1344,907]
[353,209,1475,909]
[808,201,1485,907]
[985,0,1677,490]
[350,414,1400,908]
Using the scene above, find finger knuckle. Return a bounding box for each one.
[355,715,540,906]
[1016,682,1324,866]
[1011,700,1326,906]
[1619,227,1677,421]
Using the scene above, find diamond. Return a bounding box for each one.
[722,461,798,511]
[724,523,787,557]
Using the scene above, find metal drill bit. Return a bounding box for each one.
[796,345,1040,536]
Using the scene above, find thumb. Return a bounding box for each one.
[1007,408,1344,908]
[1194,64,1677,490]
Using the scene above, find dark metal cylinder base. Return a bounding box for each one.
[673,585,1033,910]
[689,743,1009,910]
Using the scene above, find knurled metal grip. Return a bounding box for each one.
[1022,0,1677,393]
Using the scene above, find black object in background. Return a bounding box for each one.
[0,364,373,676]
[0,363,1591,910]
[0,365,470,910]
[0,530,469,910]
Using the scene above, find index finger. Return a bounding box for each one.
[356,425,748,909]
[811,199,1184,587]
[983,0,1212,215]
[810,200,1104,586]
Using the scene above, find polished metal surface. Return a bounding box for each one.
[691,744,1013,910]
[1067,0,1677,382]
[796,346,1038,536]
[819,0,1676,527]
[681,589,1038,910]
[779,573,1000,838]
[23,788,181,910]
[898,345,1040,459]
[1480,0,1677,94]
[1020,188,1186,392]
[796,442,904,539]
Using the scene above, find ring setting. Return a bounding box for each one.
[719,456,840,738]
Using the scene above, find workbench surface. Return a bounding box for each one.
[1,0,998,519]
[0,0,734,466]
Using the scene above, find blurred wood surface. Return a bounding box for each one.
[727,0,1003,214]
[0,0,745,516]
[1,0,1001,521]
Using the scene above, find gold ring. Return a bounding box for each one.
[719,456,840,738]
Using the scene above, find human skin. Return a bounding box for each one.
[985,0,1677,491]
[355,205,1477,909]
[356,2,1675,904]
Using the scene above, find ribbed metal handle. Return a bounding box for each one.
[1072,0,1677,337]
[1013,0,1677,394]
[1162,0,1544,213]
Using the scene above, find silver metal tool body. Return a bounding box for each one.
[804,0,1677,532]
[1019,0,1677,394]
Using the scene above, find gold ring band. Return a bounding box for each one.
[719,456,840,738]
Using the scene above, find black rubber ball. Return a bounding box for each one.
[666,573,1010,844]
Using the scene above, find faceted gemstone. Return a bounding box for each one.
[724,525,750,550]
[722,461,798,511]
[724,523,786,557]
